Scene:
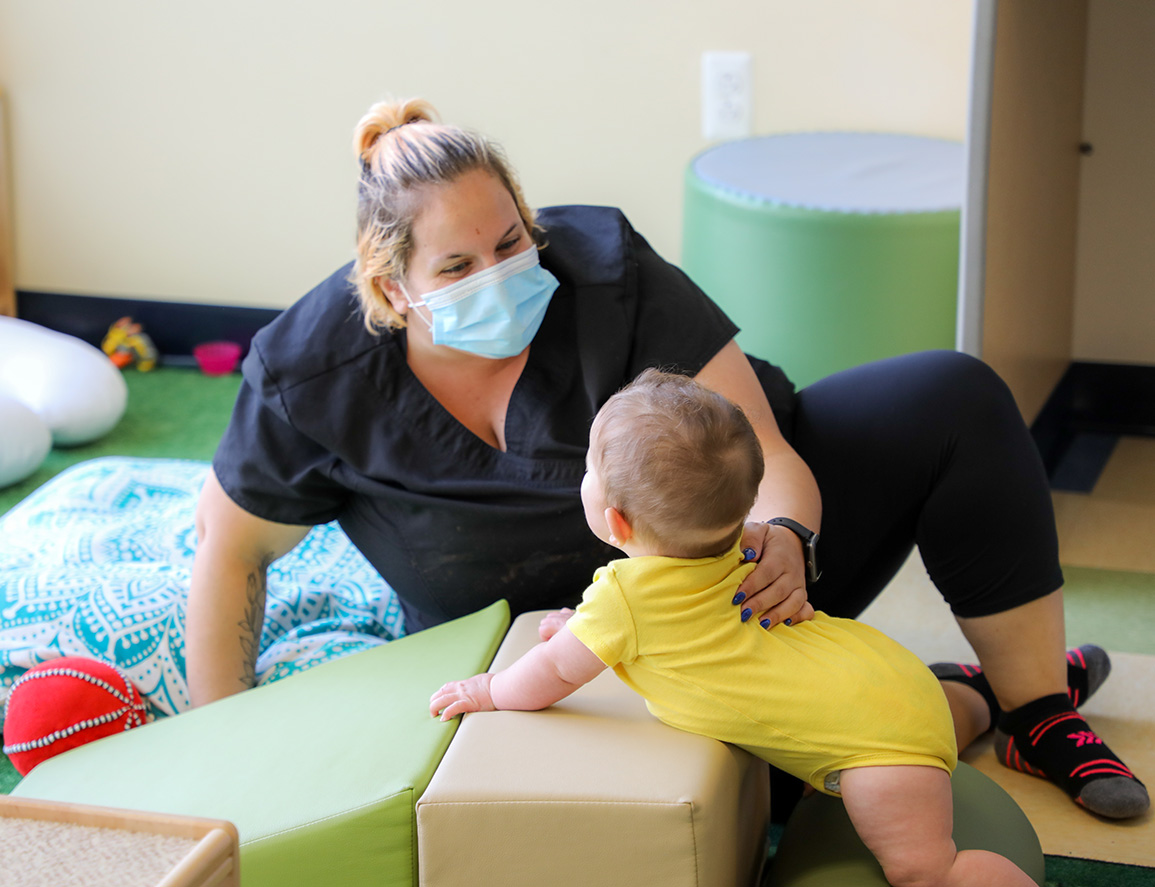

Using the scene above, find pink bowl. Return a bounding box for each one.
[193,341,242,376]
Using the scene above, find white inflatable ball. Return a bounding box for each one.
[0,392,52,487]
[0,316,128,446]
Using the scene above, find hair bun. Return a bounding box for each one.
[353,98,440,166]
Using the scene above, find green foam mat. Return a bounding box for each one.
[13,600,511,887]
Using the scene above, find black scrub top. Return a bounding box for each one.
[213,205,757,632]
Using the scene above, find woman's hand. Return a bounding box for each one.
[734,521,815,629]
[538,608,575,642]
[430,673,496,721]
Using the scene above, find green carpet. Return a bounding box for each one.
[0,757,17,794]
[1,367,1150,886]
[0,366,240,516]
[1045,857,1155,887]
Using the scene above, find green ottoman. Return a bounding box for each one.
[682,133,962,388]
[12,600,510,887]
[769,762,1045,886]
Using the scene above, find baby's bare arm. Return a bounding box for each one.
[538,608,576,641]
[430,627,606,721]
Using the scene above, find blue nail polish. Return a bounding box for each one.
[732,591,746,605]
[784,618,792,626]
[760,618,771,629]
[741,608,752,622]
[742,548,757,562]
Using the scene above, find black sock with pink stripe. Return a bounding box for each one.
[1063,644,1111,708]
[930,644,1112,729]
[929,660,1001,727]
[995,693,1149,819]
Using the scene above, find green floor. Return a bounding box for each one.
[1062,565,1155,657]
[1,366,1151,885]
[0,366,241,516]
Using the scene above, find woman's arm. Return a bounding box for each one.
[694,340,820,628]
[430,626,607,721]
[186,469,311,706]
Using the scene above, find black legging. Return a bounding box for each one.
[781,350,1064,619]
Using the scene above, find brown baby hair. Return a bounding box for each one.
[589,369,765,558]
[349,98,542,333]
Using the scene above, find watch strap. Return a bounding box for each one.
[764,517,821,585]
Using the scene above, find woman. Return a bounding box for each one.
[187,98,1146,820]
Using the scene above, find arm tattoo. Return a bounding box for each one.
[237,554,273,689]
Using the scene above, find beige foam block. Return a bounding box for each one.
[963,652,1155,867]
[415,611,770,887]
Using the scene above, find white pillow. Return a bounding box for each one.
[0,316,128,446]
[0,393,52,487]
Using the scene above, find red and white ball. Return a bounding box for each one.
[2,657,149,775]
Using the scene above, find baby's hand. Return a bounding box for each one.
[430,673,497,721]
[538,608,575,642]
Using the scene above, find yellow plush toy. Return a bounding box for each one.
[101,316,158,371]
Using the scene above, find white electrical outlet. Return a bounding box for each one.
[701,51,752,140]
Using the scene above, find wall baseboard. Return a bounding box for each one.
[15,290,280,365]
[1032,361,1155,492]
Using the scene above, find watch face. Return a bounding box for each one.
[805,541,821,585]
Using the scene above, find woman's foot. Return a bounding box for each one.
[930,644,1112,727]
[931,645,1146,817]
[995,694,1149,819]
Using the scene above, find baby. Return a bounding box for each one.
[430,369,1034,887]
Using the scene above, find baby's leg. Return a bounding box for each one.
[839,765,1036,887]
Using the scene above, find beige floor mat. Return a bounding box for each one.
[860,555,1154,867]
[1053,436,1155,573]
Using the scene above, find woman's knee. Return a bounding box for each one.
[796,349,1023,444]
[888,350,1024,437]
[895,349,1011,403]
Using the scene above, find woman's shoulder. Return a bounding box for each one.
[245,261,395,392]
[536,205,637,287]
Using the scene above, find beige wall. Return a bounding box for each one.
[1072,0,1155,365]
[0,0,973,310]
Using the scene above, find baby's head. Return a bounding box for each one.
[586,369,764,558]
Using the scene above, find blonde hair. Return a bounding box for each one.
[349,98,542,334]
[590,369,764,559]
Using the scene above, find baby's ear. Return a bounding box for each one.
[604,506,633,546]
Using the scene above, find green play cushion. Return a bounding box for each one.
[769,762,1045,886]
[682,133,962,388]
[12,600,510,887]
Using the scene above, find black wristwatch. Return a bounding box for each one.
[765,518,821,586]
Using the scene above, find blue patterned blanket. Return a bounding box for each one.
[0,457,405,721]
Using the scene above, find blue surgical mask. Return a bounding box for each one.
[402,247,558,359]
